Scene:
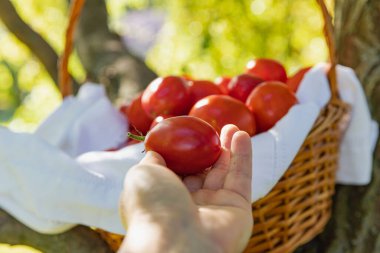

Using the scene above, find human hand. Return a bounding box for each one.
[119,125,253,253]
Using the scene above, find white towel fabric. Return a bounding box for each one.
[0,128,125,234]
[0,64,377,235]
[35,83,127,157]
[297,64,378,184]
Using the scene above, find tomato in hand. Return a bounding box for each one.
[189,95,256,136]
[287,66,312,92]
[144,116,221,175]
[141,76,191,119]
[228,74,263,102]
[246,82,298,132]
[188,80,222,106]
[214,76,231,95]
[245,58,287,83]
[120,95,152,135]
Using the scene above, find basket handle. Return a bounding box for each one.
[59,0,86,98]
[316,0,339,100]
[58,0,339,99]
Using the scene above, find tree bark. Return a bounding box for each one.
[0,0,59,84]
[0,209,112,253]
[296,1,380,252]
[75,0,157,103]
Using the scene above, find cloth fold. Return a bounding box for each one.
[35,83,127,157]
[0,128,124,234]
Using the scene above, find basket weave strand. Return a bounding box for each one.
[60,0,351,252]
[316,0,339,101]
[245,99,350,253]
[59,0,85,98]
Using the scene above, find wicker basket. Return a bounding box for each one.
[59,0,351,252]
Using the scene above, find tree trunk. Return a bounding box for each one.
[0,0,59,84]
[296,1,380,252]
[0,209,112,253]
[0,0,81,91]
[75,0,157,103]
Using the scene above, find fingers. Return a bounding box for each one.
[203,125,239,190]
[183,174,205,192]
[139,151,166,167]
[220,124,240,150]
[223,131,252,202]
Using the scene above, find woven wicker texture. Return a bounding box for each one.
[58,0,85,98]
[96,229,124,252]
[61,0,351,252]
[246,98,351,253]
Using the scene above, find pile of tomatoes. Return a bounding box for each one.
[118,58,310,175]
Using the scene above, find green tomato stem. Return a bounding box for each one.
[128,132,146,142]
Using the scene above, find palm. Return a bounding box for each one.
[183,125,253,253]
[191,190,252,253]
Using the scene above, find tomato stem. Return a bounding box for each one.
[128,132,145,142]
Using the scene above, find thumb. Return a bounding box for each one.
[139,151,167,166]
[120,153,195,228]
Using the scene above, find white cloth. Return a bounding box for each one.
[297,64,378,184]
[251,103,320,199]
[0,65,377,235]
[0,128,125,234]
[35,83,127,157]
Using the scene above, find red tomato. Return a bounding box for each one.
[150,115,174,130]
[188,80,222,106]
[120,95,152,135]
[189,95,256,136]
[182,74,193,81]
[145,116,221,175]
[228,74,263,102]
[119,104,129,117]
[141,76,191,119]
[287,67,312,92]
[214,76,231,95]
[246,58,287,83]
[105,146,121,152]
[246,82,298,132]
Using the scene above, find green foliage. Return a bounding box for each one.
[147,0,328,78]
[0,0,328,131]
[0,0,84,132]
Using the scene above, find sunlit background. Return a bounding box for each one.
[0,0,331,133]
[0,1,331,250]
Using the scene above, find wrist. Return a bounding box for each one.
[121,213,222,253]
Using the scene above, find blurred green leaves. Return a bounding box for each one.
[147,0,328,78]
[0,0,328,131]
[0,61,22,121]
[0,0,82,132]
